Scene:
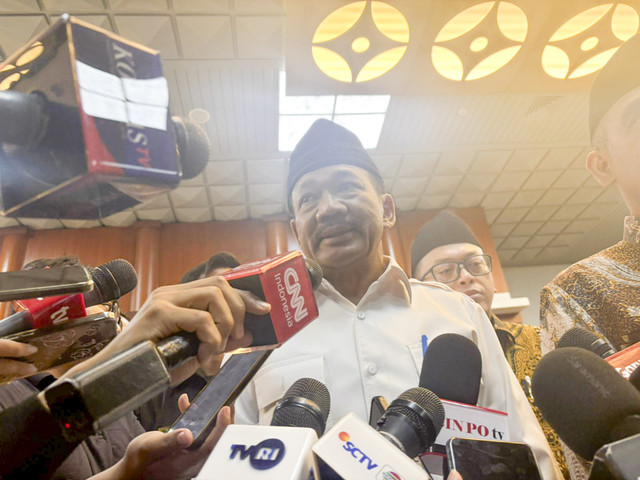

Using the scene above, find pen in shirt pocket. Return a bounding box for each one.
[421,334,428,356]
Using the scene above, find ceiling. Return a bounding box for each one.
[0,0,631,267]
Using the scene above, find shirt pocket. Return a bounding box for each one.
[253,353,325,425]
[406,340,425,380]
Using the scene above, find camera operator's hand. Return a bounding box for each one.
[61,276,270,385]
[0,339,38,383]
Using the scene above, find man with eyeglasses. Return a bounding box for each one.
[411,211,569,479]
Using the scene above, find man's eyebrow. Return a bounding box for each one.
[620,97,640,129]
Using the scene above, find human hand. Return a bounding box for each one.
[91,396,232,480]
[0,339,37,383]
[63,276,270,384]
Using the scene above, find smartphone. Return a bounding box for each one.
[170,349,272,449]
[0,265,92,301]
[446,437,542,480]
[0,311,118,383]
[369,395,389,427]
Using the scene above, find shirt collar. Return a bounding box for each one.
[623,216,640,244]
[318,256,413,307]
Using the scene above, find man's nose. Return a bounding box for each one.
[316,191,346,220]
[456,265,475,285]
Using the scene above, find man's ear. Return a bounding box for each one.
[586,150,616,187]
[381,193,396,228]
[290,218,299,243]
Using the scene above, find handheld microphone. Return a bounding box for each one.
[161,251,322,368]
[557,327,616,358]
[44,252,321,442]
[313,387,444,479]
[0,259,137,337]
[197,378,330,479]
[0,15,210,219]
[531,347,640,460]
[271,377,331,437]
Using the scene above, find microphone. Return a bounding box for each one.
[0,15,209,219]
[162,251,322,367]
[44,252,321,441]
[271,377,331,437]
[557,327,616,358]
[531,347,640,460]
[558,327,640,382]
[196,378,330,479]
[313,387,444,479]
[0,259,137,337]
[419,333,482,405]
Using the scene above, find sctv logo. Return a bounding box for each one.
[339,431,379,471]
[284,267,308,322]
[229,438,285,470]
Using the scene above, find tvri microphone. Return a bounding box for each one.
[44,251,321,442]
[0,14,210,219]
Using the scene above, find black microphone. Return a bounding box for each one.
[419,333,482,405]
[557,327,616,358]
[531,347,640,460]
[375,387,446,458]
[271,377,331,437]
[0,259,137,337]
[0,16,210,219]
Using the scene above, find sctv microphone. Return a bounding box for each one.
[532,347,640,478]
[0,15,209,220]
[313,387,444,479]
[197,378,330,479]
[0,259,137,337]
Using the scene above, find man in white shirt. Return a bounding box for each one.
[234,119,561,479]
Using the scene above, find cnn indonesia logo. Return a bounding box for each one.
[275,267,308,327]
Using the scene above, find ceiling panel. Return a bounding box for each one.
[0,2,630,268]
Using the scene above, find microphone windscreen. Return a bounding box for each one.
[85,259,137,305]
[532,347,640,459]
[271,377,330,437]
[419,333,482,405]
[172,116,210,180]
[304,258,323,290]
[375,387,444,458]
[557,327,616,358]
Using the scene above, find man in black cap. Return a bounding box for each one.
[540,34,640,357]
[412,211,569,478]
[235,119,561,479]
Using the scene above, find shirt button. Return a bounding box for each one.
[357,311,366,320]
[367,364,377,375]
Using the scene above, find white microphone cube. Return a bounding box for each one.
[196,424,319,480]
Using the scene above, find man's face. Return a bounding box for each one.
[414,243,495,316]
[290,165,394,271]
[589,85,640,215]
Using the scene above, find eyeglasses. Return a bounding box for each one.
[420,254,492,283]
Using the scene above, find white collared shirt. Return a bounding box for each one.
[235,257,561,479]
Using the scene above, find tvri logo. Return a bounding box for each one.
[229,438,286,470]
[275,267,308,327]
[339,431,403,479]
[310,1,639,83]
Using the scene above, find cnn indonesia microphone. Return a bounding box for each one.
[44,251,322,441]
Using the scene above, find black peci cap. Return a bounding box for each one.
[286,119,382,212]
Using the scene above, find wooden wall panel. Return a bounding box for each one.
[158,221,267,286]
[0,206,517,321]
